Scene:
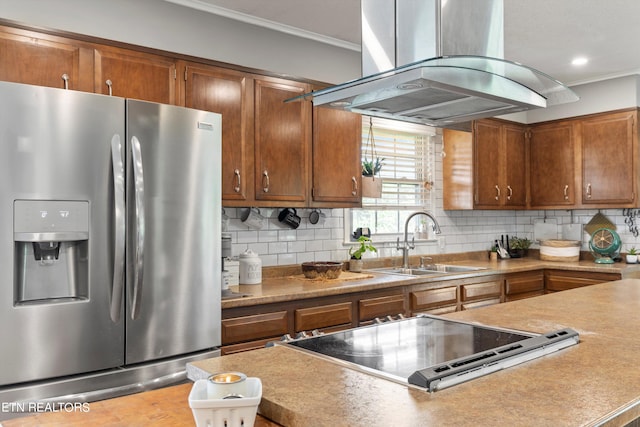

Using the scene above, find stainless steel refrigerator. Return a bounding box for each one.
[0,81,221,405]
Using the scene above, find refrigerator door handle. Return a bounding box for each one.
[130,136,145,320]
[110,134,125,323]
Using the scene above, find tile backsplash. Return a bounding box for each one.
[223,206,640,267]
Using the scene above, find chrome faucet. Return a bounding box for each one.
[397,211,442,270]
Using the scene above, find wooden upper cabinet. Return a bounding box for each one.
[182,63,253,204]
[529,120,576,208]
[442,129,473,210]
[0,26,93,91]
[504,123,527,207]
[311,108,361,207]
[474,120,503,208]
[581,110,637,206]
[473,119,527,209]
[94,46,176,104]
[253,77,311,205]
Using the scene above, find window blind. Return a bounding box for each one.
[361,117,435,209]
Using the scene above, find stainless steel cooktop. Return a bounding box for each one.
[284,315,579,392]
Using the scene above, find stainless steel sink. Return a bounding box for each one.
[369,264,485,276]
[369,267,443,276]
[427,264,486,273]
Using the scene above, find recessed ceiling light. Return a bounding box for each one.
[572,57,588,66]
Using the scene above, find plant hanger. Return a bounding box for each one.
[363,117,380,180]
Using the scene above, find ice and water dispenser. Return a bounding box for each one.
[14,200,89,304]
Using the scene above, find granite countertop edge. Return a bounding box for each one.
[223,257,640,308]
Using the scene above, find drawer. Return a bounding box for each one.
[295,302,353,332]
[461,280,502,302]
[222,311,288,345]
[358,294,405,321]
[410,286,457,311]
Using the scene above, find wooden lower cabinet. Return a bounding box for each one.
[295,302,353,332]
[460,276,504,310]
[221,310,288,355]
[358,293,406,325]
[505,270,545,302]
[410,285,458,315]
[220,268,623,354]
[545,269,621,292]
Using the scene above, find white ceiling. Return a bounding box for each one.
[168,0,640,86]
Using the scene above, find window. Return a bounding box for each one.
[349,117,437,242]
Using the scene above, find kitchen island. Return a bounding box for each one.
[193,278,640,426]
[5,277,640,426]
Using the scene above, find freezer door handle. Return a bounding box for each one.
[130,136,145,320]
[110,134,125,323]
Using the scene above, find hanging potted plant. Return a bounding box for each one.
[361,117,384,198]
[362,156,384,198]
[349,236,377,272]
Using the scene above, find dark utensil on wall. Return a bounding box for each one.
[278,208,301,229]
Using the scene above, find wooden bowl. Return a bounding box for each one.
[301,262,343,279]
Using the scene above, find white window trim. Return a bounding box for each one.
[344,117,438,246]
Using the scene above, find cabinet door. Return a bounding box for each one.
[442,129,473,210]
[474,120,503,208]
[410,286,458,314]
[0,26,93,91]
[221,311,288,345]
[358,294,406,324]
[505,271,544,302]
[545,270,621,292]
[94,46,176,104]
[294,302,353,332]
[581,110,637,205]
[311,108,361,206]
[504,123,527,207]
[529,121,576,207]
[254,78,311,204]
[183,63,253,203]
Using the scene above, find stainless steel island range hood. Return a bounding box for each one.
[290,0,578,127]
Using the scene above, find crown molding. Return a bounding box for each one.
[164,0,360,52]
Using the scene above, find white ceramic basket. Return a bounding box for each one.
[188,377,262,427]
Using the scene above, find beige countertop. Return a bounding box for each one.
[223,255,640,309]
[193,278,640,426]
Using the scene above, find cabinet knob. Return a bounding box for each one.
[351,176,358,196]
[262,170,270,193]
[233,169,241,193]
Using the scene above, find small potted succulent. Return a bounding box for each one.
[349,236,377,272]
[626,247,638,264]
[509,237,532,258]
[361,157,384,198]
[489,245,498,262]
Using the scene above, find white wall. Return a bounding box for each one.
[0,0,360,84]
[501,75,640,124]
